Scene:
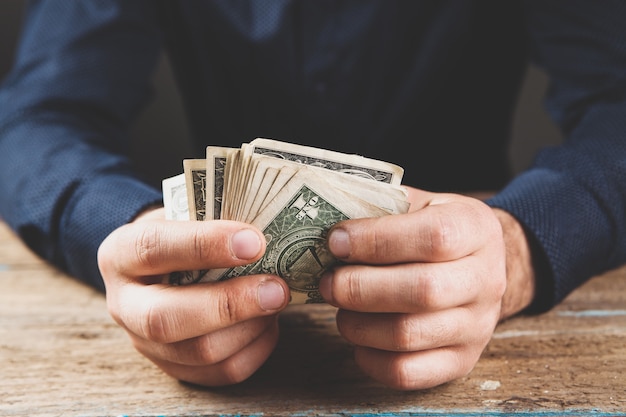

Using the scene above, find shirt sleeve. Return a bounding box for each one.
[487,0,626,313]
[0,0,163,292]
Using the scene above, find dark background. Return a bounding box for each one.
[0,0,563,186]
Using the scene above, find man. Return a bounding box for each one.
[1,0,625,390]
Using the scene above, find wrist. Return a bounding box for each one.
[492,208,536,320]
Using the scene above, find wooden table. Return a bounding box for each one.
[1,220,625,417]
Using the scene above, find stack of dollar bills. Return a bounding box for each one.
[162,138,409,304]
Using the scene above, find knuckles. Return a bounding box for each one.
[389,315,422,351]
[140,302,178,344]
[133,223,163,271]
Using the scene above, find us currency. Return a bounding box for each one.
[162,173,189,220]
[204,138,405,221]
[225,154,410,222]
[162,161,210,284]
[163,138,409,303]
[247,138,404,185]
[205,146,231,220]
[203,167,397,303]
[183,159,207,221]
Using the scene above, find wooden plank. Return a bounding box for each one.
[0,219,625,416]
[0,220,46,268]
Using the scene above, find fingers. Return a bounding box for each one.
[150,318,281,387]
[109,275,289,343]
[320,257,504,313]
[319,192,507,390]
[353,344,483,391]
[130,315,277,367]
[327,196,501,265]
[335,307,497,353]
[336,307,498,391]
[97,215,288,387]
[98,219,265,282]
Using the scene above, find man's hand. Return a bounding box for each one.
[319,187,534,390]
[97,207,290,386]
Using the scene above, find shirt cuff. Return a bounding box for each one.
[487,168,613,313]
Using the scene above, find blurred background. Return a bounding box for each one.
[0,0,563,187]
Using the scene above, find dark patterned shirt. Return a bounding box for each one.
[1,0,625,312]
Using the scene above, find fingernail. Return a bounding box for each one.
[319,271,334,304]
[258,279,286,311]
[328,228,350,259]
[231,229,262,260]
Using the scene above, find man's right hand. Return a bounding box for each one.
[97,207,289,386]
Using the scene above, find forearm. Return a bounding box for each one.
[0,1,164,289]
[0,121,162,290]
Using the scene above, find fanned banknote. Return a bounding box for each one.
[183,159,207,221]
[247,138,404,185]
[203,167,397,303]
[205,138,404,219]
[162,173,189,221]
[162,138,409,303]
[205,146,231,220]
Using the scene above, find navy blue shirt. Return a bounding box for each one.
[1,0,626,312]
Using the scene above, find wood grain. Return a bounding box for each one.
[0,221,624,416]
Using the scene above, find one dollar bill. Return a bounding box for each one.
[163,138,408,304]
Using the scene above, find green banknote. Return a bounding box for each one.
[202,170,391,303]
[219,185,345,303]
[164,138,407,302]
